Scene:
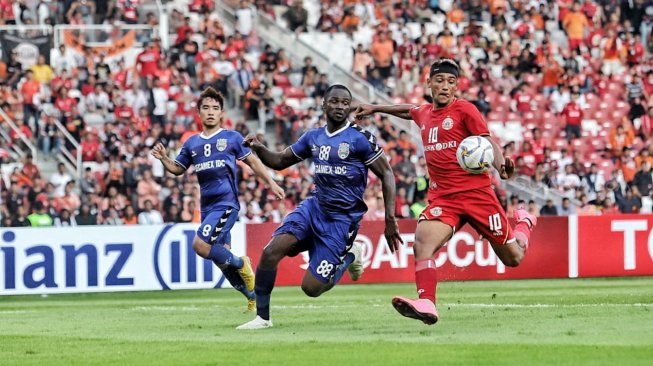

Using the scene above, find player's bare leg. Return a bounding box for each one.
[392,220,452,325]
[192,237,254,311]
[490,208,538,267]
[237,234,297,329]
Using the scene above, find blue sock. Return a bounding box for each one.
[208,245,243,268]
[331,253,355,285]
[255,268,277,320]
[219,265,254,299]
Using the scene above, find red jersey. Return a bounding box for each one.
[136,50,160,77]
[562,102,583,125]
[410,99,491,199]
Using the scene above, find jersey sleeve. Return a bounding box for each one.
[408,104,425,125]
[289,130,312,160]
[174,141,192,170]
[233,133,252,161]
[354,126,384,165]
[462,101,490,136]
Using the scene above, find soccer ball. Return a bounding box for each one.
[456,136,494,174]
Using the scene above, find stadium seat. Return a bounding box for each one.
[273,73,292,88]
[284,98,301,110]
[285,86,306,99]
[581,119,600,136]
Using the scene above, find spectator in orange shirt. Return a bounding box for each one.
[20,70,41,132]
[563,3,589,50]
[541,53,563,95]
[447,3,464,23]
[340,6,360,38]
[601,29,625,76]
[370,31,394,78]
[352,43,372,79]
[608,124,635,159]
[122,205,139,225]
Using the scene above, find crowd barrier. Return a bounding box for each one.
[1,216,652,295]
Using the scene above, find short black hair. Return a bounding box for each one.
[197,87,224,111]
[324,84,352,100]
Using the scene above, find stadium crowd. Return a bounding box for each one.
[0,0,652,228]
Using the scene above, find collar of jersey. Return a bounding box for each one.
[324,122,350,137]
[199,128,224,139]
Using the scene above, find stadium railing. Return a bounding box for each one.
[214,1,422,149]
[52,117,82,181]
[502,175,581,208]
[0,108,39,164]
[52,24,160,49]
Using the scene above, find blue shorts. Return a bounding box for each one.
[197,207,239,246]
[274,197,359,283]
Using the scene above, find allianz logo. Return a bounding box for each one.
[0,225,225,292]
[153,225,225,290]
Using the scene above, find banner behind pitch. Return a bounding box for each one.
[0,224,245,295]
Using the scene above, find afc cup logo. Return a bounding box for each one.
[216,139,227,151]
[430,207,442,217]
[338,142,350,159]
[442,117,454,130]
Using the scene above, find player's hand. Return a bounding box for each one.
[151,142,167,160]
[500,157,515,179]
[384,218,403,253]
[353,104,375,120]
[269,181,285,200]
[243,135,262,149]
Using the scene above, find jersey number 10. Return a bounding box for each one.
[428,127,439,143]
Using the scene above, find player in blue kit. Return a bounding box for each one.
[151,87,284,312]
[237,84,403,329]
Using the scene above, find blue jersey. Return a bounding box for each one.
[175,129,251,213]
[290,122,383,221]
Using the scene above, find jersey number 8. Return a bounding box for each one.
[204,144,212,157]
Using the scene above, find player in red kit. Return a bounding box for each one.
[355,59,537,325]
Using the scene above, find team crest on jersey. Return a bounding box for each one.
[338,143,350,159]
[430,207,442,217]
[442,117,454,130]
[216,139,227,151]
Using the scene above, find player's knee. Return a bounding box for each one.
[257,246,279,269]
[192,239,210,258]
[500,254,522,267]
[301,284,323,298]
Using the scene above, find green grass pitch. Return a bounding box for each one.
[1,277,652,366]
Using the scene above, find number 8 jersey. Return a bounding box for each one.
[174,128,251,213]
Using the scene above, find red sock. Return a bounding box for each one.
[415,259,437,304]
[513,222,532,250]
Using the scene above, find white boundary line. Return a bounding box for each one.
[124,303,653,311]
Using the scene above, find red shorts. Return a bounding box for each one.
[420,186,515,245]
[568,38,583,50]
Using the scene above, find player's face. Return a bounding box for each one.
[199,97,223,128]
[428,73,457,107]
[324,89,352,124]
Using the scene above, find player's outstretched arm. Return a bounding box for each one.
[354,103,415,120]
[369,156,403,253]
[483,135,514,179]
[243,135,301,170]
[151,142,186,176]
[243,154,285,200]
